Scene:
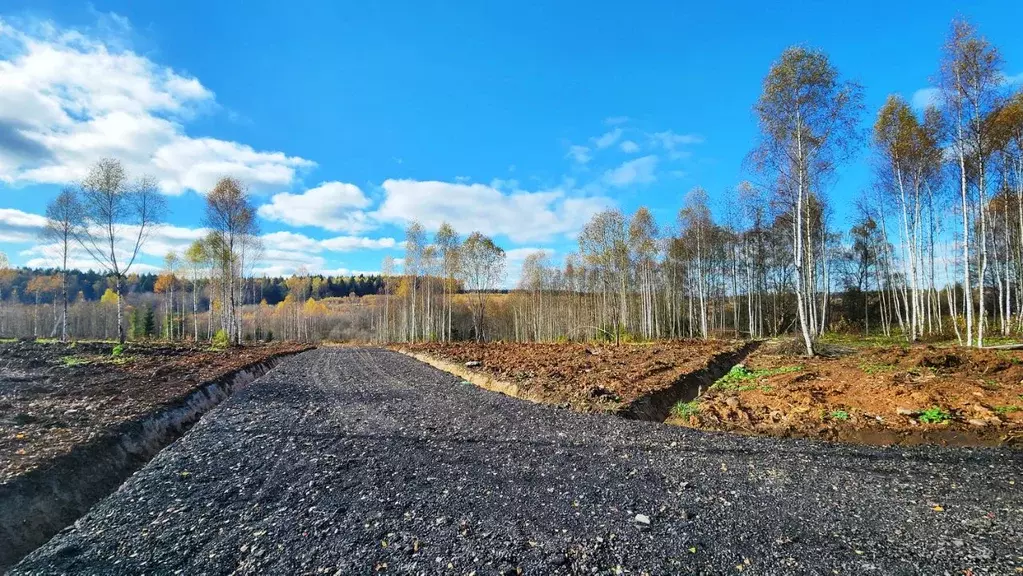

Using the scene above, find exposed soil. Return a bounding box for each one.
[672,340,1023,447]
[12,348,1022,575]
[0,339,309,481]
[394,340,743,414]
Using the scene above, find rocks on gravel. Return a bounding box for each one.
[11,348,1023,575]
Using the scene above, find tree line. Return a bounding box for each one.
[4,17,1022,354]
[383,18,1023,354]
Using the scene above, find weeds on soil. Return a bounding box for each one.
[672,400,700,419]
[994,405,1021,415]
[60,356,89,367]
[713,364,801,391]
[829,410,850,421]
[919,406,951,424]
[859,362,897,375]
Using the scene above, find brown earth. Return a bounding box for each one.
[0,339,309,481]
[399,339,1023,447]
[394,340,743,413]
[671,340,1023,447]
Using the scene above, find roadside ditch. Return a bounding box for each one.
[0,348,309,571]
[397,341,762,423]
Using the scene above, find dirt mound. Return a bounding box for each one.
[396,340,742,412]
[672,342,1023,447]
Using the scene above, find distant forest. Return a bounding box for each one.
[0,267,387,306]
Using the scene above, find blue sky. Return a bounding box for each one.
[1,1,1022,282]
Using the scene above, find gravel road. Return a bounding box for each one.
[11,348,1023,575]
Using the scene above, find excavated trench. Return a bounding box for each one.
[402,341,762,424]
[0,351,304,571]
[618,341,762,421]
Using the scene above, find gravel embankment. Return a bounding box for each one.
[11,348,1023,575]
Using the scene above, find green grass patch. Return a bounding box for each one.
[994,351,1023,365]
[919,406,951,424]
[712,364,802,391]
[60,355,90,367]
[672,400,701,419]
[829,409,850,421]
[980,379,1001,391]
[819,332,912,348]
[111,344,125,357]
[859,362,897,375]
[994,405,1021,415]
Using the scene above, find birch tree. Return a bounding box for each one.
[459,232,505,342]
[204,177,258,345]
[939,18,1003,346]
[751,46,863,356]
[75,158,166,344]
[43,188,83,342]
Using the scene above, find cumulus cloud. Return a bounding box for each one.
[566,144,591,165]
[911,72,1023,111]
[0,15,313,194]
[603,155,658,187]
[619,140,639,154]
[592,128,622,150]
[374,179,611,243]
[649,130,702,159]
[320,236,397,251]
[911,87,941,111]
[260,230,397,253]
[21,220,207,271]
[503,246,557,288]
[0,207,48,243]
[257,181,373,233]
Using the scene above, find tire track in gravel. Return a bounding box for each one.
[9,348,1023,576]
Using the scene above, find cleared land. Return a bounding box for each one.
[395,340,746,415]
[0,340,308,480]
[399,339,1023,447]
[674,340,1023,447]
[11,348,1022,574]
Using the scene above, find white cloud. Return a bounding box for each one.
[620,140,639,154]
[260,230,397,253]
[592,128,622,150]
[567,144,591,165]
[911,72,1023,111]
[319,235,397,252]
[260,231,322,252]
[0,207,48,243]
[649,130,702,160]
[503,247,556,288]
[603,155,658,187]
[21,221,207,271]
[257,181,373,232]
[374,179,611,243]
[911,87,941,111]
[0,15,313,194]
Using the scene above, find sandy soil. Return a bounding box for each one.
[0,339,309,481]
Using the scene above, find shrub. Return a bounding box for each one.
[111,344,125,357]
[212,329,230,349]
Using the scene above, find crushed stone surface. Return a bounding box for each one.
[12,348,1023,575]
